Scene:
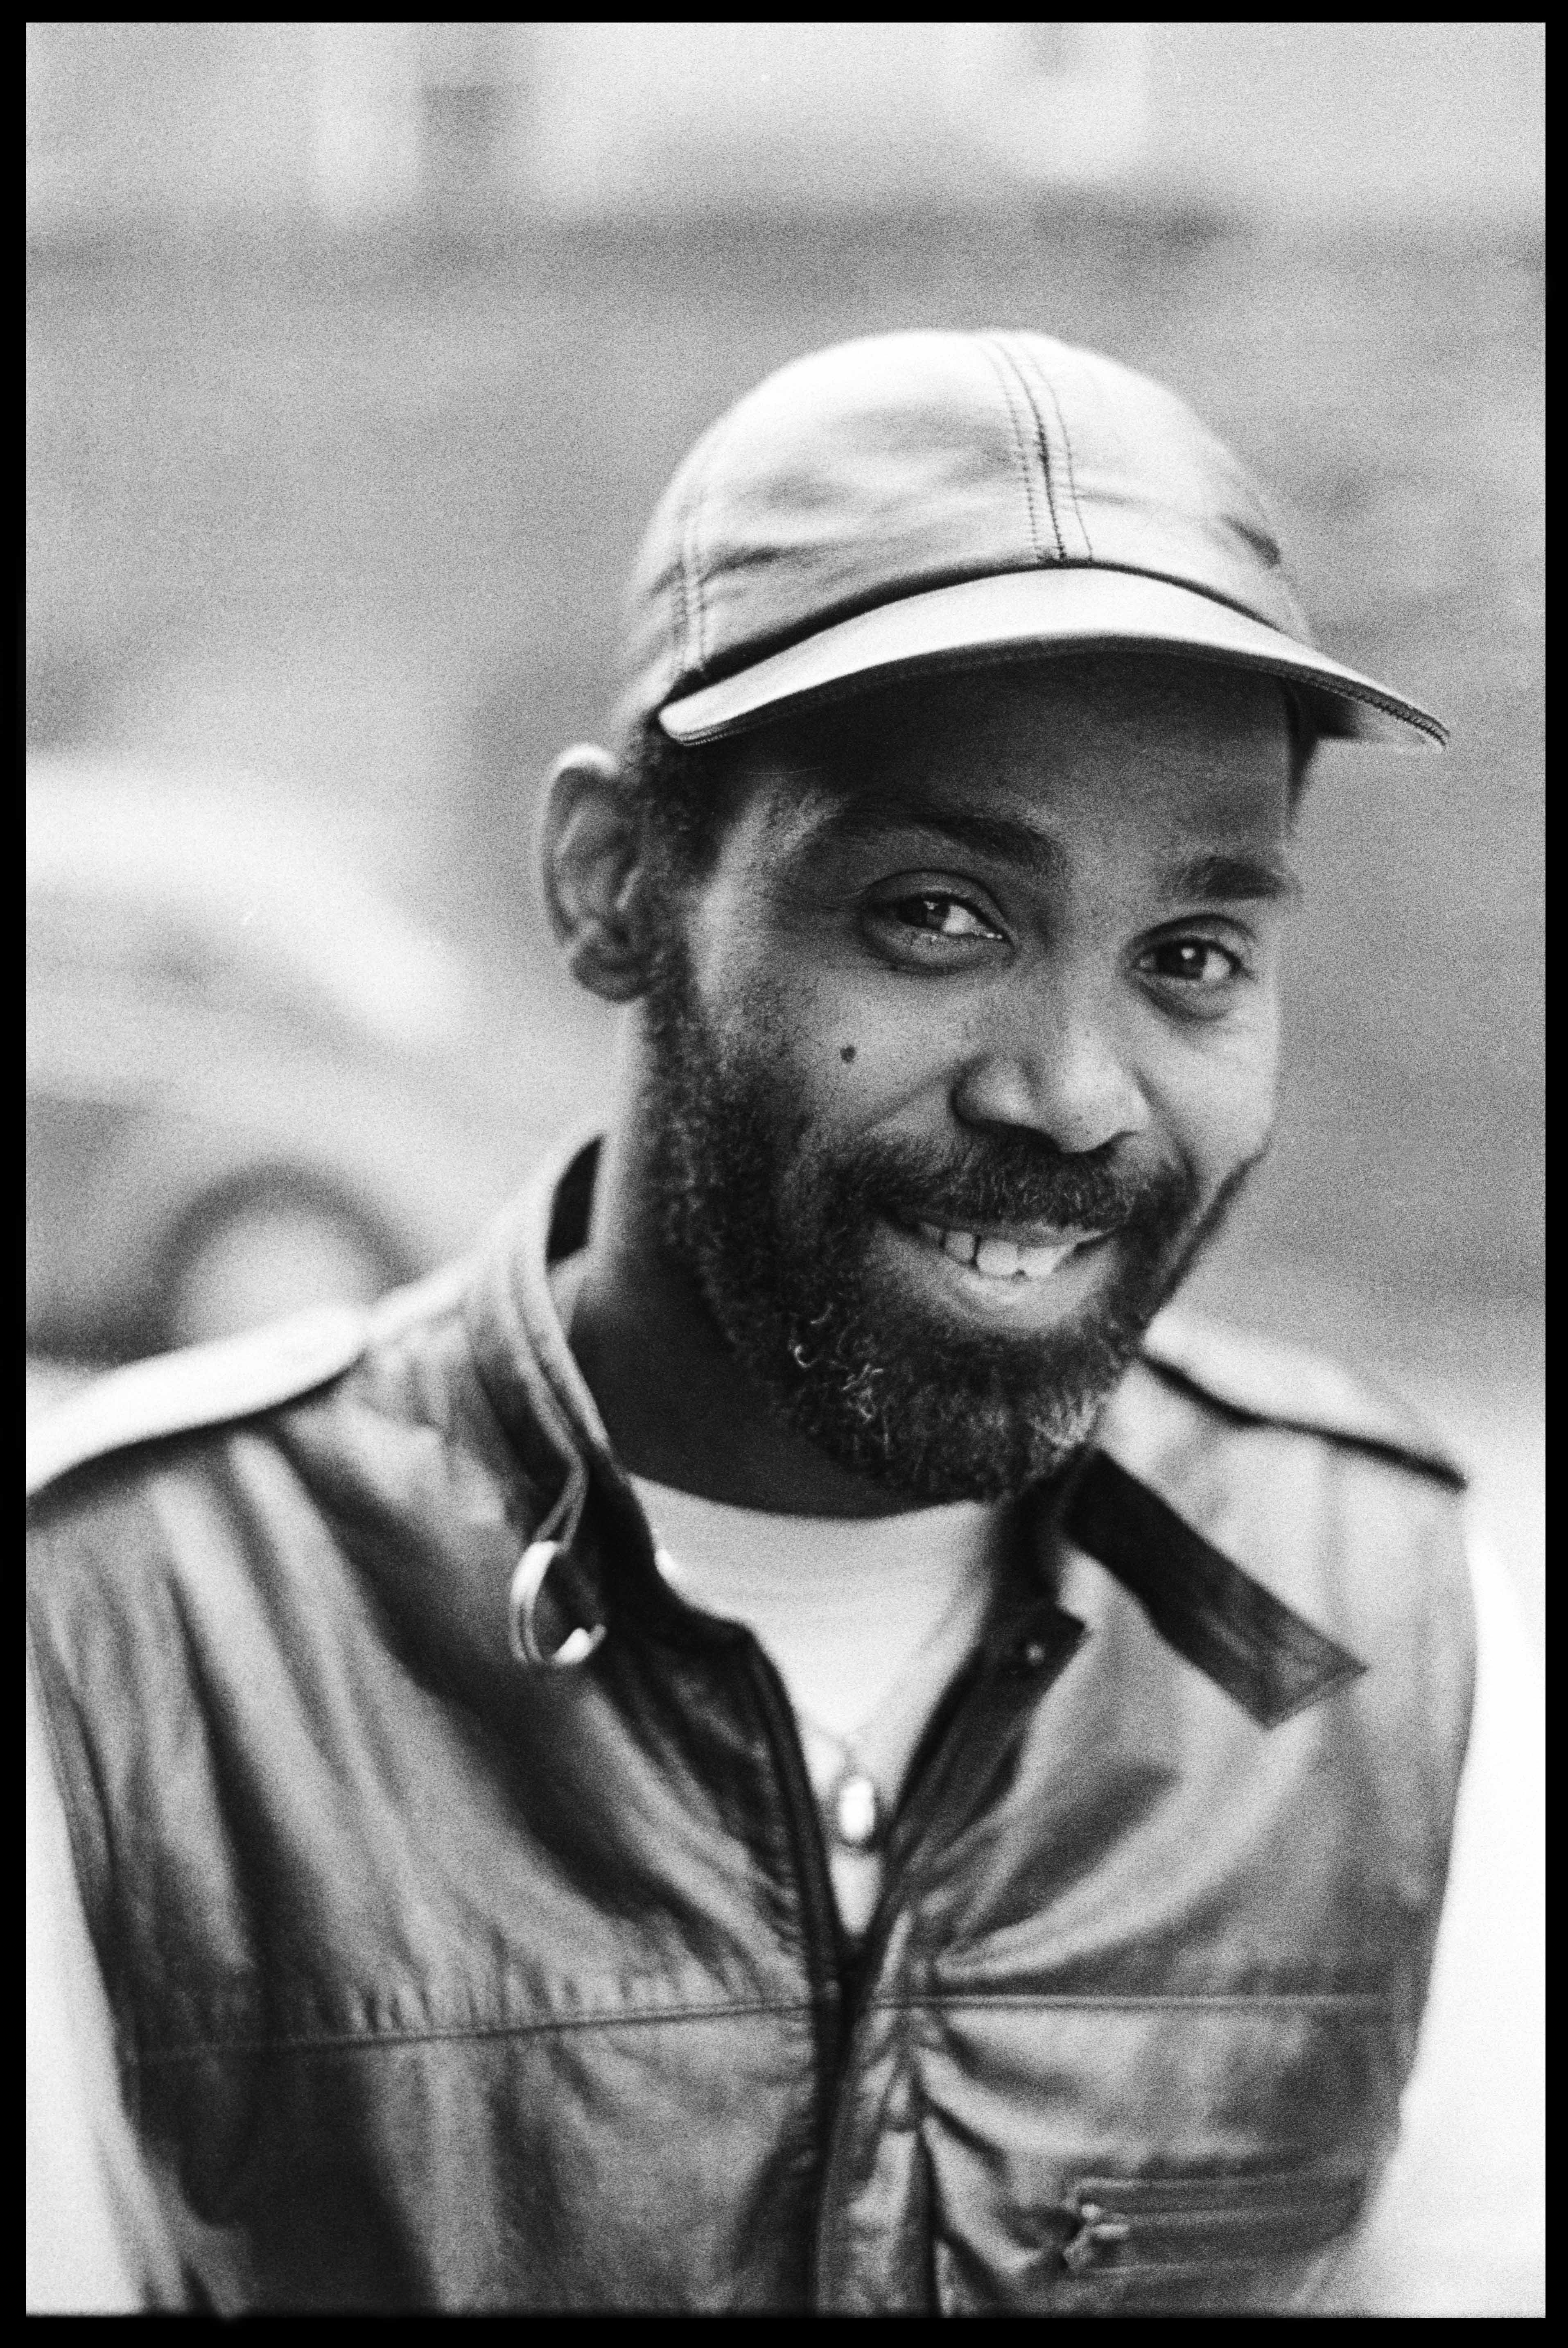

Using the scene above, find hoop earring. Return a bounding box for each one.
[508,1539,607,1670]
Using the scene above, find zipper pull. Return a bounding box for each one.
[1062,2199,1132,2276]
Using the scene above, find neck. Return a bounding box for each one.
[564,1078,917,1520]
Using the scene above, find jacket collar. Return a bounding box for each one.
[464,1131,617,1528]
[461,1135,1364,1726]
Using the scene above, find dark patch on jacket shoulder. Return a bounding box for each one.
[1137,1310,1468,1491]
[26,1305,372,1504]
[1066,1451,1368,1729]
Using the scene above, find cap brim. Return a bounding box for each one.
[657,567,1446,750]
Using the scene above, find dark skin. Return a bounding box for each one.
[541,656,1297,1517]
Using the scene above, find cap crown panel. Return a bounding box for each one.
[617,330,1313,728]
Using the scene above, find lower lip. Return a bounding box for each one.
[874,1216,1111,1319]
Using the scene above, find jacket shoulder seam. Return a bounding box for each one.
[26,1305,371,1502]
[1137,1315,1467,1490]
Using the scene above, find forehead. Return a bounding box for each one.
[721,654,1295,863]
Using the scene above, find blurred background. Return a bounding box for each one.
[27,23,1542,1636]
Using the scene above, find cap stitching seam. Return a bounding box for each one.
[987,335,1066,563]
[679,466,707,679]
[677,412,734,684]
[671,504,691,692]
[978,337,1051,566]
[1035,365,1092,561]
[998,338,1066,559]
[1001,335,1091,557]
[684,400,755,679]
[669,518,691,701]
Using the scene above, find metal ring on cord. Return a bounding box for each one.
[508,1538,607,1670]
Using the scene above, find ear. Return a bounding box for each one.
[538,744,657,1003]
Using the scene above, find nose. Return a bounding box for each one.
[951,998,1150,1156]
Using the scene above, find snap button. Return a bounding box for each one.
[1012,1633,1055,1673]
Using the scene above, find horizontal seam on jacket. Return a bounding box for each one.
[126,1993,831,2065]
[872,1992,1391,2012]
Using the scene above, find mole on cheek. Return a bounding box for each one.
[840,1044,856,1063]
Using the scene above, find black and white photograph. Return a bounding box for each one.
[26,23,1543,2316]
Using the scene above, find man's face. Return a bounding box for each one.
[639,655,1297,1502]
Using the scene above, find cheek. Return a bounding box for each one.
[799,974,979,1137]
[1144,1004,1281,1188]
[689,862,977,1136]
[714,958,961,1142]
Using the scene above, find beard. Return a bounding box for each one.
[641,934,1256,1503]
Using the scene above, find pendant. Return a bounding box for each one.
[832,1769,882,1852]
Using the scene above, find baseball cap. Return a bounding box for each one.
[615,330,1445,752]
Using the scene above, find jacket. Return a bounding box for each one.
[25,1139,1475,2313]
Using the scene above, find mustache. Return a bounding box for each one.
[832,1127,1194,1235]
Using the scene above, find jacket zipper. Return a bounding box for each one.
[738,1643,852,2111]
[808,1607,1085,2310]
[738,1591,1085,2308]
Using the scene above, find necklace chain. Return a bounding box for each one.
[643,1493,1000,1858]
[795,1559,992,1852]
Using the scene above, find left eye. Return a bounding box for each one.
[1144,939,1241,987]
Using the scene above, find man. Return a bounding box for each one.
[27,331,1539,2313]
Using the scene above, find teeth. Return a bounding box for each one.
[974,1237,1021,1278]
[906,1218,1091,1281]
[1017,1239,1078,1279]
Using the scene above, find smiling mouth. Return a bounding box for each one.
[893,1213,1108,1284]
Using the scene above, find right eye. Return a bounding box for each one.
[862,888,1010,973]
[889,893,1001,939]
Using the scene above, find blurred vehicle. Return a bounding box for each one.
[27,760,537,1364]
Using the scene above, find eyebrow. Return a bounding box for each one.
[803,794,1066,878]
[800,792,1299,906]
[1156,851,1301,906]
